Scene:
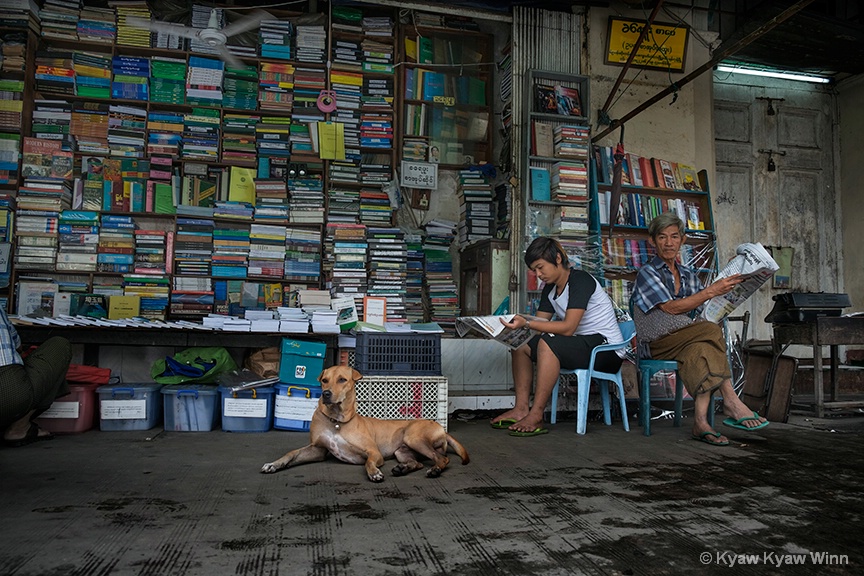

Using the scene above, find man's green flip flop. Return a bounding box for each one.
[490,418,517,429]
[692,430,730,446]
[509,428,549,437]
[723,412,770,431]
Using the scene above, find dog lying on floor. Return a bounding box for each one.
[261,366,469,482]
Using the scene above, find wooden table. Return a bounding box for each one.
[772,316,864,417]
[14,324,338,367]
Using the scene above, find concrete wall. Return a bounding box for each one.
[838,75,864,314]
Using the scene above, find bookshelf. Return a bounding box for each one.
[397,25,493,168]
[594,160,718,309]
[521,69,596,314]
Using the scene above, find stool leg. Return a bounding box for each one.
[673,380,683,428]
[550,380,559,425]
[641,368,652,436]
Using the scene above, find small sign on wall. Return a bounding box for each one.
[400,161,438,189]
[606,17,689,72]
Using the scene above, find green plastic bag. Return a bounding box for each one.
[151,347,238,385]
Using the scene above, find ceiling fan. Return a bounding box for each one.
[126,8,268,68]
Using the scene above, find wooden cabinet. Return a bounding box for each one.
[459,238,509,316]
[398,26,493,167]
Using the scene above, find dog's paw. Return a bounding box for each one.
[392,463,408,476]
[261,462,279,474]
[426,467,443,478]
[368,470,385,482]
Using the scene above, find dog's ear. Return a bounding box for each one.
[351,368,363,382]
[318,370,325,383]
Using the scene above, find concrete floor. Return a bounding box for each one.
[1,410,861,576]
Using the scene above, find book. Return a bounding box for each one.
[532,121,554,157]
[534,84,557,114]
[555,85,582,116]
[108,294,141,319]
[529,167,551,201]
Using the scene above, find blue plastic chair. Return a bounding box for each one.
[549,320,636,435]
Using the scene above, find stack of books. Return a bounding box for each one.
[73,51,111,99]
[327,186,360,223]
[284,227,321,284]
[170,276,214,319]
[550,160,589,202]
[294,25,327,63]
[553,124,590,160]
[113,1,152,48]
[258,62,294,112]
[248,224,286,279]
[56,210,99,271]
[77,5,115,44]
[255,116,292,158]
[39,0,81,41]
[223,64,258,110]
[366,227,408,324]
[181,108,220,161]
[423,219,459,332]
[111,55,149,101]
[0,135,20,186]
[259,19,293,60]
[456,169,495,245]
[70,101,109,155]
[123,274,170,320]
[30,101,72,145]
[149,57,186,104]
[222,114,259,164]
[189,5,224,56]
[213,200,253,220]
[133,228,169,275]
[253,178,289,221]
[34,50,75,97]
[358,185,392,225]
[326,223,368,319]
[173,217,213,276]
[97,214,135,273]
[292,66,327,117]
[404,230,426,323]
[287,175,325,224]
[211,224,250,278]
[146,110,183,158]
[186,56,223,106]
[107,104,146,158]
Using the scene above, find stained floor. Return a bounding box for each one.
[0,411,861,576]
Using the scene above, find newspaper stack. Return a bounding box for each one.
[702,242,779,323]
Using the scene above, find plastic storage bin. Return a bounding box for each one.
[35,383,100,434]
[278,338,327,385]
[218,385,274,433]
[162,385,220,431]
[273,383,321,431]
[97,383,162,431]
[354,333,441,375]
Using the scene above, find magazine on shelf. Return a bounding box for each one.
[701,242,779,323]
[455,313,546,350]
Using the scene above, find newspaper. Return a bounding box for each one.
[455,314,546,350]
[701,242,779,323]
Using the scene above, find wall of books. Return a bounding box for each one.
[0,1,505,333]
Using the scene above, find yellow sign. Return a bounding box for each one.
[433,95,456,106]
[606,17,689,72]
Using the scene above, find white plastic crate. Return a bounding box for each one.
[355,376,448,431]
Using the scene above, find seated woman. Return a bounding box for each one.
[0,307,72,446]
[631,213,768,446]
[491,237,626,436]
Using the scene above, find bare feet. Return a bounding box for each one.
[491,408,528,427]
[510,414,545,433]
[692,422,728,445]
[722,397,768,429]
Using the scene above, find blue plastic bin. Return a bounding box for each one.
[273,383,321,431]
[161,385,220,432]
[218,385,274,433]
[96,383,162,431]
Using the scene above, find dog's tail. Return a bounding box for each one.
[446,434,470,465]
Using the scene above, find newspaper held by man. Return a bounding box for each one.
[455,314,547,350]
[701,242,779,323]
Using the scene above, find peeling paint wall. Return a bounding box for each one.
[838,76,864,316]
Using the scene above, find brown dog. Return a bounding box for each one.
[261,366,469,481]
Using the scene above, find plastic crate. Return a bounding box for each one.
[354,376,448,430]
[353,333,441,376]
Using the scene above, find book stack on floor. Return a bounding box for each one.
[423,219,459,332]
[366,227,408,324]
[456,169,495,245]
[57,210,99,272]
